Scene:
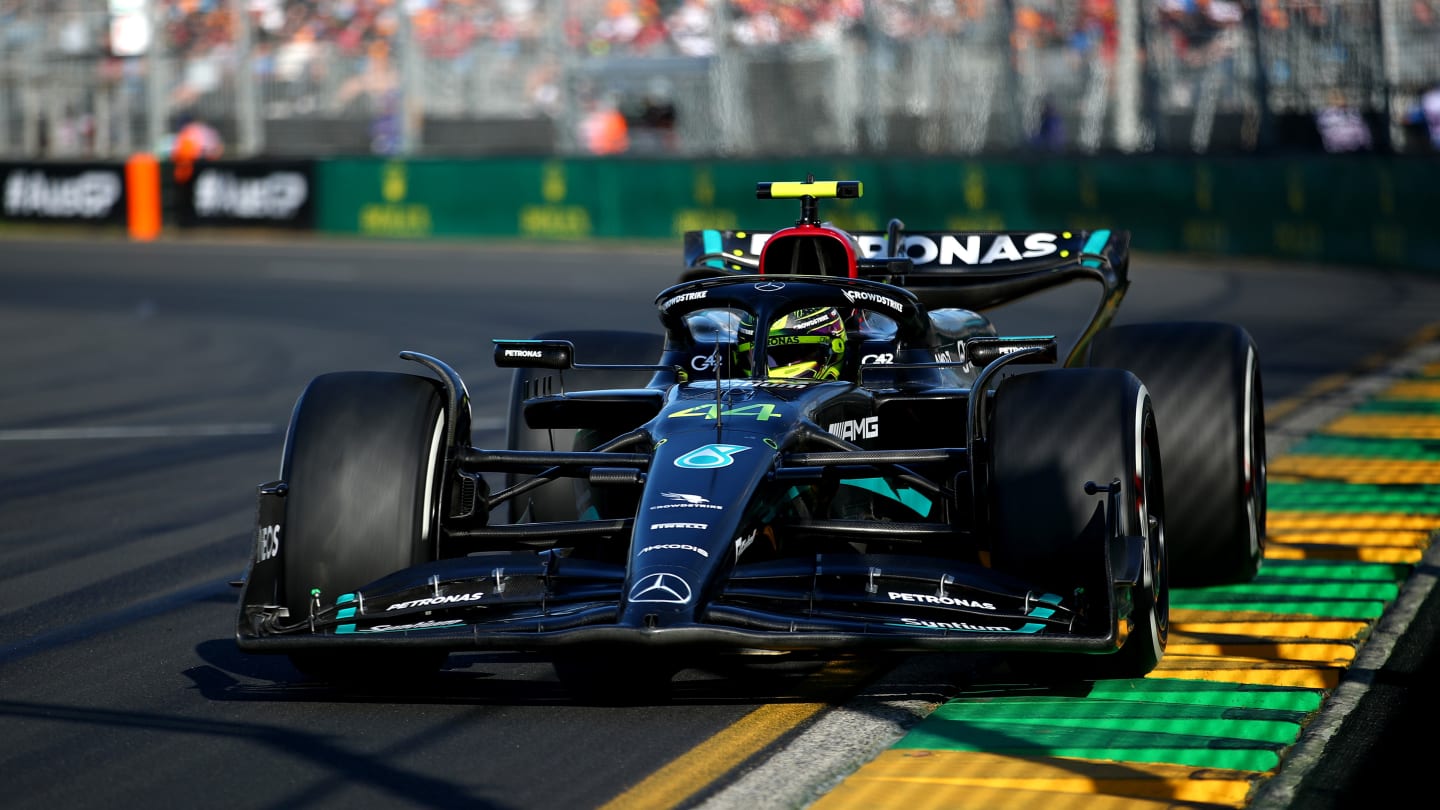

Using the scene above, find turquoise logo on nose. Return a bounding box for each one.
[674,443,749,469]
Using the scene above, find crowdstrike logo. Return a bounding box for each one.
[789,312,834,330]
[663,492,710,504]
[651,492,724,511]
[662,290,709,309]
[841,289,903,312]
[628,572,692,604]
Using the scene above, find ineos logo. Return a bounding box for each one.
[256,524,280,562]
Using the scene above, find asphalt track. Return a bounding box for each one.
[1,234,1438,809]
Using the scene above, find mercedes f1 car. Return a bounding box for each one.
[235,178,1266,692]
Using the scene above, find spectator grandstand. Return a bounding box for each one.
[0,0,1434,158]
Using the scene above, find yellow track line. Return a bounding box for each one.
[1169,617,1369,639]
[1264,529,1432,546]
[597,702,828,810]
[1321,414,1440,439]
[1266,512,1440,530]
[811,751,1261,809]
[1270,455,1440,483]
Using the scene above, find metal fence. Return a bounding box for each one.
[1,0,1435,160]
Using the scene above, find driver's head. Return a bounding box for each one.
[737,307,847,381]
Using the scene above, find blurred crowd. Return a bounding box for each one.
[3,0,1438,156]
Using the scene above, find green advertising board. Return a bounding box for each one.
[316,155,1439,272]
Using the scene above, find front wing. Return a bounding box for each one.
[236,519,1148,657]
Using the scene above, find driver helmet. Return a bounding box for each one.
[737,307,848,381]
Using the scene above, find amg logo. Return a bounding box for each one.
[841,289,903,312]
[504,349,544,358]
[888,591,995,611]
[828,416,878,441]
[386,592,485,611]
[900,617,1012,632]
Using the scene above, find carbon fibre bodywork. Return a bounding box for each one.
[234,180,1229,683]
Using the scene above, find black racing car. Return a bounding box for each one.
[235,178,1266,694]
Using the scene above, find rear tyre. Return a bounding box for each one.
[280,371,449,682]
[505,330,664,522]
[989,369,1167,681]
[1088,322,1265,586]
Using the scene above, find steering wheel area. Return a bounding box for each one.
[655,275,932,383]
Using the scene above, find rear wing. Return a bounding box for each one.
[682,227,1132,314]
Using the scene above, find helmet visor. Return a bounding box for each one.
[764,334,835,379]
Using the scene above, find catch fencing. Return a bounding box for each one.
[0,0,1435,159]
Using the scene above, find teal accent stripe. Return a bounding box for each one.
[840,477,933,517]
[703,229,723,267]
[1081,229,1110,267]
[336,593,357,631]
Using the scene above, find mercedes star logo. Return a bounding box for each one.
[628,572,693,604]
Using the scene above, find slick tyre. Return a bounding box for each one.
[280,371,449,682]
[505,330,664,522]
[990,368,1167,680]
[1088,322,1266,586]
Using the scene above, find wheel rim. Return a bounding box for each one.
[421,411,446,558]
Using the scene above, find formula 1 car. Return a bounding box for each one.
[235,178,1266,694]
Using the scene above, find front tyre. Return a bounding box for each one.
[1088,321,1265,586]
[280,371,449,682]
[989,369,1167,680]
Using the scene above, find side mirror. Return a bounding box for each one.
[965,336,1058,367]
[492,340,575,370]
